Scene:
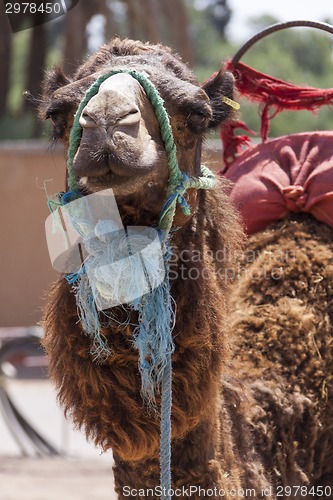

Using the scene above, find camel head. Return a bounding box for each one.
[40,39,234,218]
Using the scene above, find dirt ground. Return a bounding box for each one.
[0,457,117,500]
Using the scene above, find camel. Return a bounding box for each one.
[224,132,333,497]
[40,38,331,499]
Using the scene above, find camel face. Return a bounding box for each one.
[74,73,169,195]
[44,70,212,199]
[41,39,235,203]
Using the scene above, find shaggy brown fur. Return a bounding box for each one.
[230,213,333,496]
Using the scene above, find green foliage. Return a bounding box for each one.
[0,112,50,140]
[0,24,62,140]
[242,17,333,84]
[8,30,31,114]
[188,1,237,83]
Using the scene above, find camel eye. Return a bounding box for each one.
[47,112,62,126]
[51,113,59,124]
[45,109,66,138]
[187,111,210,131]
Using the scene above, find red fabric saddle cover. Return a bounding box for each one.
[222,131,333,234]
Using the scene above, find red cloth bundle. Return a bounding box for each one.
[223,131,333,234]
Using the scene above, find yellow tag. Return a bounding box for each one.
[221,96,240,110]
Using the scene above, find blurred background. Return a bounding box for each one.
[0,1,332,497]
[1,0,333,141]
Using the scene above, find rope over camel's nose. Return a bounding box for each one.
[79,74,141,131]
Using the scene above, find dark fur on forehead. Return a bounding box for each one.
[72,38,235,129]
[74,37,197,84]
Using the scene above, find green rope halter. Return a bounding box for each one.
[66,68,216,235]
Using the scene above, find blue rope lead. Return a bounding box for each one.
[160,353,173,499]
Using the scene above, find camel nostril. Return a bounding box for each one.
[80,107,140,132]
[114,108,141,126]
[79,110,99,128]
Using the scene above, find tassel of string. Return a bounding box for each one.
[132,239,175,405]
[131,237,174,500]
[67,271,112,362]
[219,119,256,169]
[225,59,333,142]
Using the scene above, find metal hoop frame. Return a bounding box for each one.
[232,20,333,66]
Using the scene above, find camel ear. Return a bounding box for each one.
[39,67,73,122]
[202,68,235,129]
[43,67,72,96]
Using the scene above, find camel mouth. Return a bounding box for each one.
[73,147,156,183]
[78,171,134,194]
[81,169,142,186]
[77,153,157,193]
[105,151,155,178]
[78,169,144,192]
